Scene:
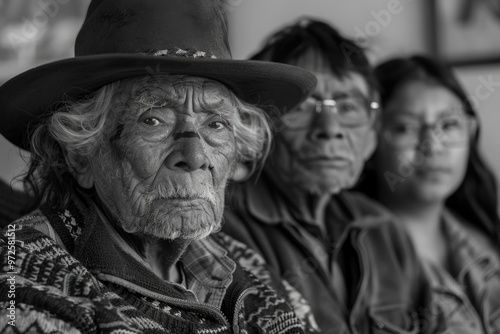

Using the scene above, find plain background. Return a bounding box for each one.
[1,0,500,207]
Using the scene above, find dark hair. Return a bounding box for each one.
[356,55,500,245]
[250,18,377,92]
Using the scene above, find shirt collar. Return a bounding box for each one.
[442,209,500,280]
[180,236,236,308]
[182,237,235,288]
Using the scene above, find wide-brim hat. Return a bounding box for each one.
[0,0,316,151]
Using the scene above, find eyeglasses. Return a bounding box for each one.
[383,115,477,148]
[281,94,379,130]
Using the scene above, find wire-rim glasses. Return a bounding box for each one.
[383,114,477,148]
[281,94,380,130]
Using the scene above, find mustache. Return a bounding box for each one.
[144,182,218,207]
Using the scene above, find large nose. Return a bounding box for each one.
[308,110,345,141]
[164,131,210,172]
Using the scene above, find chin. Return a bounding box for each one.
[126,201,222,240]
[412,186,452,203]
[300,183,342,195]
[145,209,221,240]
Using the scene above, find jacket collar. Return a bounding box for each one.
[243,176,296,226]
[241,175,365,231]
[442,209,500,283]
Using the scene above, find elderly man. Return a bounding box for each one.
[0,1,318,333]
[223,19,481,334]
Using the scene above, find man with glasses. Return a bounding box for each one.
[222,19,466,333]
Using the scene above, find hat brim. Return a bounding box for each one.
[0,54,316,150]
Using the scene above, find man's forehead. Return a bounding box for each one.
[125,75,233,100]
[106,75,237,124]
[313,71,370,98]
[291,51,372,96]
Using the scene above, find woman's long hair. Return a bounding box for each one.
[356,55,500,246]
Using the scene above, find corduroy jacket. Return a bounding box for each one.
[222,177,483,334]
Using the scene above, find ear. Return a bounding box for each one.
[63,151,94,189]
[230,162,251,182]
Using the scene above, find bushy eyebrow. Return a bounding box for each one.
[132,88,237,120]
[439,107,467,117]
[198,98,236,119]
[135,92,179,109]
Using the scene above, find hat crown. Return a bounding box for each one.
[75,0,231,59]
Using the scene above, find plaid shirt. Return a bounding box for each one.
[94,203,237,310]
[180,236,237,308]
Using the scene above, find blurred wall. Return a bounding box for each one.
[228,0,500,205]
[0,0,90,188]
[456,65,500,172]
[227,0,429,62]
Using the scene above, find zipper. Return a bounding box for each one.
[231,287,257,333]
[97,273,231,327]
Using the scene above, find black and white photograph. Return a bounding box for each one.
[0,1,500,333]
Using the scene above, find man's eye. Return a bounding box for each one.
[339,102,357,111]
[392,123,418,134]
[142,117,162,126]
[208,121,226,130]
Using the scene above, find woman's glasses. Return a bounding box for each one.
[383,114,477,148]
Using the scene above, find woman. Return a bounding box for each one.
[357,55,500,333]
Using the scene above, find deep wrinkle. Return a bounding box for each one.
[133,83,235,140]
[102,78,233,224]
[110,123,125,142]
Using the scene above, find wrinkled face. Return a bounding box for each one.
[82,76,237,240]
[265,68,377,195]
[375,81,471,202]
